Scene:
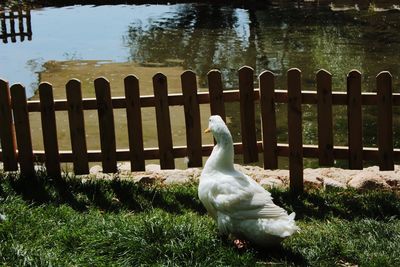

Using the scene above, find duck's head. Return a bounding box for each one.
[204,115,233,145]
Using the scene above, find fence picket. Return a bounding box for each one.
[153,73,175,169]
[17,9,24,42]
[181,70,202,167]
[26,9,32,40]
[377,71,394,170]
[0,79,18,170]
[238,66,258,163]
[207,70,226,121]
[66,79,89,174]
[39,82,61,177]
[316,69,334,166]
[11,84,34,177]
[287,68,303,194]
[124,75,145,171]
[1,12,7,43]
[259,71,278,169]
[347,70,363,169]
[9,11,16,43]
[95,77,117,173]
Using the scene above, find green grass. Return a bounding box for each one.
[1,171,400,266]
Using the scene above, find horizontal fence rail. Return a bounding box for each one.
[1,67,400,194]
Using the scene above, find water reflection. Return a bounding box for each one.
[124,5,256,89]
[124,3,400,90]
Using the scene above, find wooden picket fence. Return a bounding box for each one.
[0,67,399,194]
[0,8,32,43]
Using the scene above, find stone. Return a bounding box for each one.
[318,167,355,185]
[95,173,113,180]
[303,170,323,188]
[135,176,156,185]
[323,177,347,189]
[145,164,161,172]
[259,178,284,189]
[164,170,192,185]
[90,165,103,174]
[118,162,132,174]
[379,171,400,189]
[347,172,390,190]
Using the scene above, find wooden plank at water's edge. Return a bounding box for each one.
[347,70,363,169]
[0,79,18,170]
[39,82,61,177]
[66,79,89,174]
[124,75,145,171]
[181,71,202,167]
[377,71,394,170]
[95,77,117,173]
[259,71,278,169]
[316,69,334,166]
[153,73,175,169]
[238,66,258,163]
[287,69,303,194]
[11,84,35,177]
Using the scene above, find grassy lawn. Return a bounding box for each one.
[1,171,400,266]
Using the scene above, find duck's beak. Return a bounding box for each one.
[204,127,211,133]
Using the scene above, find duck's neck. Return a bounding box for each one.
[203,134,234,174]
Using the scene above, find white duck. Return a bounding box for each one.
[198,115,299,247]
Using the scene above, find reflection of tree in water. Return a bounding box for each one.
[124,4,269,89]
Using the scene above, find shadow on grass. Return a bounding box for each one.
[0,171,206,215]
[270,187,400,221]
[255,246,306,266]
[1,171,400,221]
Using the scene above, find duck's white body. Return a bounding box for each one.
[198,116,299,247]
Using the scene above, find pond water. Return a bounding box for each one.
[1,1,400,168]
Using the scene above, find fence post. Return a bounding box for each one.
[9,11,16,43]
[11,84,35,177]
[259,71,278,169]
[207,70,226,121]
[181,70,202,167]
[95,77,117,173]
[17,9,24,42]
[287,68,303,194]
[316,69,334,166]
[0,79,18,171]
[66,79,89,174]
[377,71,394,170]
[124,75,145,171]
[153,73,175,169]
[26,9,32,40]
[258,71,278,169]
[347,70,363,169]
[1,11,7,43]
[39,82,61,177]
[238,66,258,163]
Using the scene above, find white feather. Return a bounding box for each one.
[198,115,299,247]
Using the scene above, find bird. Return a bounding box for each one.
[198,115,299,247]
